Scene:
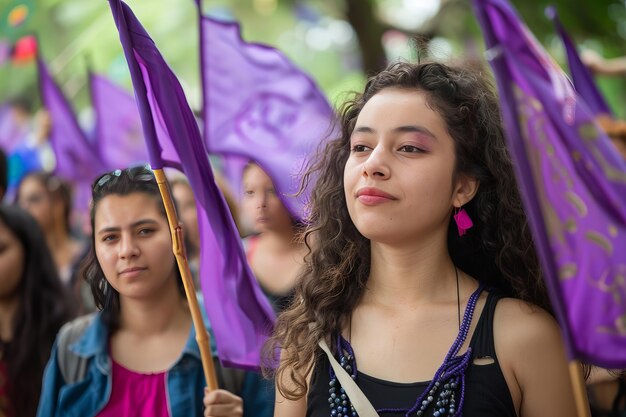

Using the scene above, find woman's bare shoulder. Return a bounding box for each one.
[492,297,577,417]
[492,297,564,354]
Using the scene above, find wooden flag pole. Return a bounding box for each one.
[569,360,591,417]
[154,169,219,391]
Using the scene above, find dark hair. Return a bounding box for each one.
[267,61,549,399]
[79,166,183,330]
[16,171,73,234]
[9,97,33,114]
[0,147,6,200]
[0,205,76,417]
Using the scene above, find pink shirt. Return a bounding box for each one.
[96,360,170,417]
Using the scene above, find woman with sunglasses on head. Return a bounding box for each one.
[267,61,582,417]
[37,166,272,417]
[0,205,75,417]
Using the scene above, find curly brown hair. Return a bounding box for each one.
[265,60,550,399]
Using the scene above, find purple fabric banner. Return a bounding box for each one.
[109,0,276,371]
[90,73,149,169]
[473,0,626,367]
[37,58,106,183]
[199,15,337,220]
[546,6,613,117]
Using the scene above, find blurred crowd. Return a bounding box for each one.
[0,98,309,416]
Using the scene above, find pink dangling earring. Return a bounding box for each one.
[454,206,473,237]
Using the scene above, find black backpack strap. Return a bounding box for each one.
[57,314,96,384]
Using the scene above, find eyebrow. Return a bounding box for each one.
[97,219,159,235]
[352,125,437,140]
[353,126,375,134]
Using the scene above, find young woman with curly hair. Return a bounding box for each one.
[267,61,582,417]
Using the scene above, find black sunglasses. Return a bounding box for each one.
[93,164,154,191]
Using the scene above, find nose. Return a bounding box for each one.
[255,193,268,210]
[118,234,140,259]
[362,145,390,179]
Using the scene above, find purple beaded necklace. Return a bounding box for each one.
[327,283,485,417]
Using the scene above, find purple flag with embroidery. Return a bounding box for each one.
[546,6,613,117]
[473,0,626,367]
[90,73,149,169]
[37,58,106,183]
[109,0,275,370]
[199,15,336,220]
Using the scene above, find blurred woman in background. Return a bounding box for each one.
[241,162,307,313]
[16,171,85,285]
[0,205,75,417]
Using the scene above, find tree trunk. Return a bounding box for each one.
[345,0,387,76]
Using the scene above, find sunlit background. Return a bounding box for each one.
[2,0,626,118]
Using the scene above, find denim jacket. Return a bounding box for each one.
[36,312,274,417]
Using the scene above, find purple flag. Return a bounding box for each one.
[37,59,106,183]
[90,73,149,169]
[0,104,29,153]
[109,0,276,370]
[473,0,626,367]
[546,6,613,117]
[199,15,336,220]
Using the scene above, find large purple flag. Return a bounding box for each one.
[473,0,626,367]
[199,15,336,220]
[109,0,276,370]
[37,59,106,183]
[90,73,149,169]
[546,6,613,117]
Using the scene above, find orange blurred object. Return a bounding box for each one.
[8,5,29,27]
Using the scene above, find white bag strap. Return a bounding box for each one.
[318,338,379,417]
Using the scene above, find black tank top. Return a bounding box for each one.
[307,292,517,417]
